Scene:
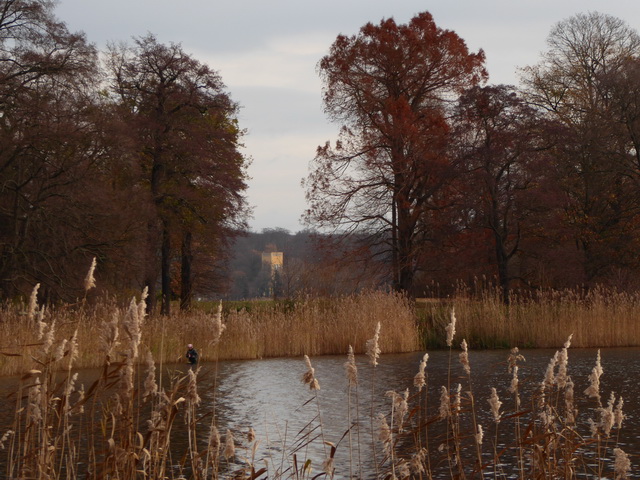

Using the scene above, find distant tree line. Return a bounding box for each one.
[304,11,640,301]
[226,228,390,300]
[0,0,250,312]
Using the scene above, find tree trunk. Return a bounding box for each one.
[160,220,171,316]
[180,230,193,311]
[144,218,161,315]
[494,234,510,305]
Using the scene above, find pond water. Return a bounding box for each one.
[1,347,638,478]
[202,348,640,478]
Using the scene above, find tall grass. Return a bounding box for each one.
[418,283,640,348]
[0,281,634,479]
[0,289,419,377]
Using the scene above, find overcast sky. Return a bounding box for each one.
[54,1,640,233]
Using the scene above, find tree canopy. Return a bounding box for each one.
[0,3,250,306]
[305,12,487,294]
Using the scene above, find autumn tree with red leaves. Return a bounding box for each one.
[304,12,486,294]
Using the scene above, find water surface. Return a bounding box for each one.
[1,347,637,478]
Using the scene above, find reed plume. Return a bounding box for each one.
[445,307,456,347]
[224,429,235,461]
[488,387,502,423]
[365,322,381,366]
[344,345,358,386]
[84,257,97,292]
[301,354,320,390]
[459,339,470,375]
[26,283,40,323]
[143,349,158,400]
[211,300,226,346]
[584,349,604,406]
[614,447,631,479]
[413,353,428,391]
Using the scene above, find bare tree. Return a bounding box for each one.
[521,12,640,283]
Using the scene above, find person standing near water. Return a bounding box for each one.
[186,344,199,365]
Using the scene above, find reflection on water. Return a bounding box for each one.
[198,348,640,478]
[0,347,638,478]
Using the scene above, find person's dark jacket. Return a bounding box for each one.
[186,347,199,365]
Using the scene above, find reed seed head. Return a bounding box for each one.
[208,424,220,457]
[475,424,484,445]
[344,345,358,386]
[224,429,235,460]
[123,291,146,361]
[565,377,575,424]
[614,447,631,479]
[84,257,97,291]
[387,389,409,432]
[27,283,39,323]
[556,334,572,388]
[410,448,427,475]
[507,347,525,373]
[375,412,392,455]
[211,300,226,346]
[301,355,320,390]
[542,351,559,390]
[600,392,616,437]
[143,349,158,401]
[488,387,502,423]
[0,430,14,450]
[413,353,428,392]
[186,367,201,406]
[459,339,470,375]
[137,287,148,325]
[445,308,456,347]
[36,305,46,340]
[54,338,68,362]
[614,396,625,429]
[366,322,381,366]
[322,456,335,478]
[100,311,120,362]
[584,349,603,405]
[28,378,42,423]
[452,383,462,415]
[509,365,519,394]
[67,329,79,369]
[438,385,450,420]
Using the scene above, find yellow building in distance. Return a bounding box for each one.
[261,251,283,275]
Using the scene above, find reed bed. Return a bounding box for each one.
[0,285,633,479]
[419,284,640,348]
[0,288,419,377]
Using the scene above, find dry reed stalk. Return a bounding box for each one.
[343,344,361,480]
